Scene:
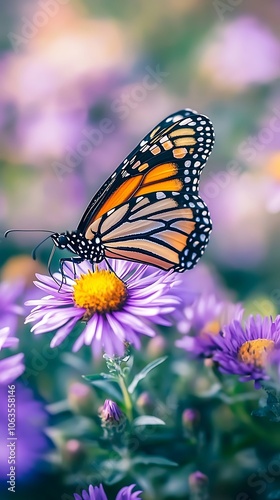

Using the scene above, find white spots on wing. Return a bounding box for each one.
[166,114,183,123]
[180,117,192,125]
[156,192,166,200]
[140,140,148,147]
[185,160,191,168]
[107,208,115,215]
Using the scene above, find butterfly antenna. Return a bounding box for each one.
[32,234,54,260]
[5,229,55,237]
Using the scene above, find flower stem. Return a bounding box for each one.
[118,375,133,422]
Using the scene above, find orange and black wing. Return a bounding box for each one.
[85,192,211,271]
[77,108,215,271]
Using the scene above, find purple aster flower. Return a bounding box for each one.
[176,295,243,357]
[210,315,280,387]
[73,483,142,500]
[0,280,24,336]
[25,259,180,357]
[0,383,50,483]
[0,327,24,384]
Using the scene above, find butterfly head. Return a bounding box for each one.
[51,232,70,249]
[51,231,105,263]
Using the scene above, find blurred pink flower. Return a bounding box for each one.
[198,16,280,91]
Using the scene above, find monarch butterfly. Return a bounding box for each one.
[51,109,215,273]
[51,109,214,272]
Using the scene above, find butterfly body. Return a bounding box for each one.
[52,231,105,263]
[52,109,215,273]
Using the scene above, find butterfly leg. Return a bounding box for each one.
[59,257,84,283]
[104,257,118,276]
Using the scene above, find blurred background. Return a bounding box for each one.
[1,1,280,499]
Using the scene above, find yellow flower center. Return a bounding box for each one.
[201,319,221,337]
[238,339,275,368]
[73,269,127,316]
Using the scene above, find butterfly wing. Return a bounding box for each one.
[85,192,211,271]
[77,109,214,231]
[77,108,214,271]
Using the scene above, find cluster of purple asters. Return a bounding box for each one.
[177,295,280,387]
[21,256,280,387]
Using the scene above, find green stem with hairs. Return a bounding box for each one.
[118,374,133,422]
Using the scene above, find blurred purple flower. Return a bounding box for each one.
[25,259,180,357]
[171,263,227,330]
[199,16,280,91]
[0,280,23,336]
[176,295,243,357]
[0,327,24,384]
[0,383,50,482]
[207,174,269,268]
[73,483,142,500]
[211,315,280,387]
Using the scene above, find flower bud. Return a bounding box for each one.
[68,382,95,416]
[136,392,154,413]
[99,399,126,432]
[182,408,200,430]
[188,471,209,499]
[61,439,86,469]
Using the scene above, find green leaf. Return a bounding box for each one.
[133,415,166,426]
[83,375,122,402]
[253,388,280,422]
[133,455,177,466]
[128,356,168,394]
